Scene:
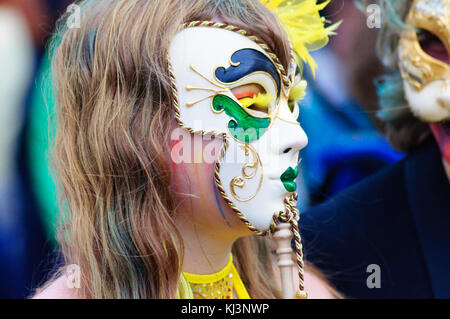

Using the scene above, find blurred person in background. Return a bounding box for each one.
[0,0,72,298]
[0,1,35,298]
[26,0,77,249]
[302,0,450,298]
[298,0,402,209]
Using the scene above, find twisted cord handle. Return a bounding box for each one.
[271,193,307,299]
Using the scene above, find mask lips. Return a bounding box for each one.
[280,166,298,192]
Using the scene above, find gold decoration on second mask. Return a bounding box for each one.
[399,0,450,91]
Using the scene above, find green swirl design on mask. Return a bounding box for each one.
[212,94,271,143]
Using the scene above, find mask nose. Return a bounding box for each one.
[278,123,308,156]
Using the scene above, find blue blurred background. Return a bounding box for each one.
[0,0,402,298]
[297,0,403,209]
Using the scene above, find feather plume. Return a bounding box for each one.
[239,93,275,109]
[261,0,340,77]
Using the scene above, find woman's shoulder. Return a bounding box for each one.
[32,275,77,299]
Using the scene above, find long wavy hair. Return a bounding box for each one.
[45,0,293,299]
[358,0,429,151]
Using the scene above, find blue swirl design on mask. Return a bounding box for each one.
[215,48,280,98]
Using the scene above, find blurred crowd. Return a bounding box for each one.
[297,0,403,210]
[0,0,73,298]
[0,0,402,298]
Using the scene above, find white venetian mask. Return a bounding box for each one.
[168,23,308,232]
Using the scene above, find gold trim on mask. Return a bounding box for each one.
[187,63,301,135]
[187,64,276,119]
[229,143,263,202]
[399,0,450,91]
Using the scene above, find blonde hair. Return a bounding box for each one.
[48,0,293,298]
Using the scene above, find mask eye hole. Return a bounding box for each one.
[231,84,274,115]
[417,29,449,65]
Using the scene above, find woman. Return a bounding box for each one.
[33,0,338,299]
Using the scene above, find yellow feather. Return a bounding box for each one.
[289,80,307,101]
[260,0,340,77]
[239,93,275,109]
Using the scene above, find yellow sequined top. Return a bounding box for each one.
[178,255,250,299]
